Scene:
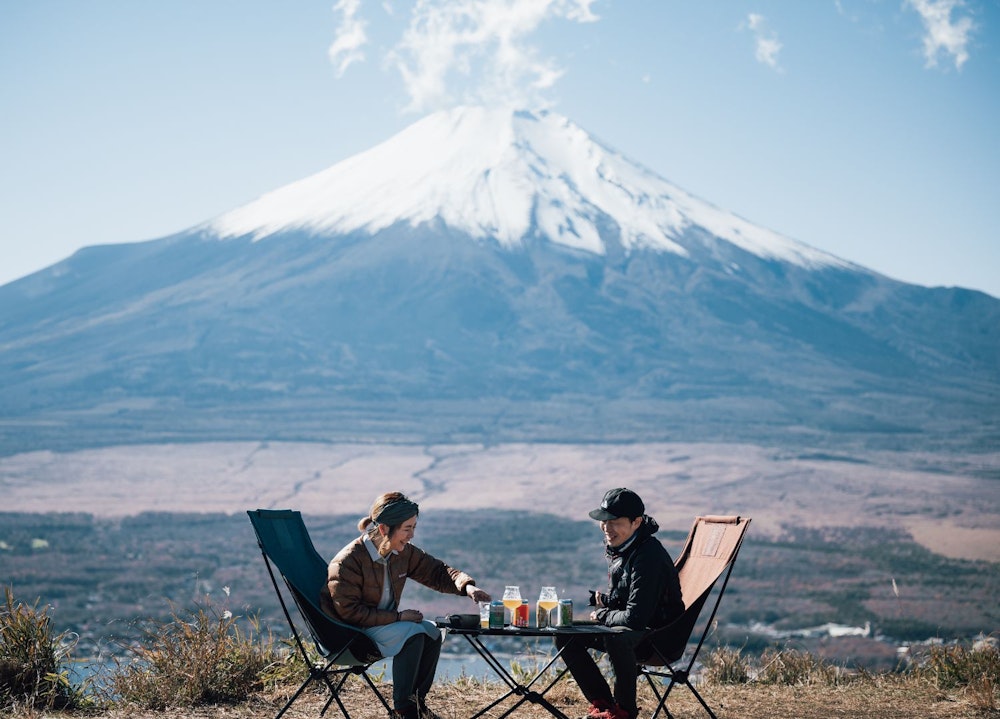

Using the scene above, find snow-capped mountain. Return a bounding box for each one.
[210,106,846,269]
[0,106,997,455]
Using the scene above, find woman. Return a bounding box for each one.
[325,491,491,719]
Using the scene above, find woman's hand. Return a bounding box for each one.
[398,609,423,622]
[466,585,491,603]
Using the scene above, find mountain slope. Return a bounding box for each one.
[0,107,997,455]
[209,106,848,269]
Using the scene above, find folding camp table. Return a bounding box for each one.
[436,622,636,719]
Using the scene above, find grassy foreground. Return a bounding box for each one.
[55,674,997,719]
[3,588,997,718]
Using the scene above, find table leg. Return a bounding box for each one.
[455,633,576,719]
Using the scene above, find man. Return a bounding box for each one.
[556,488,684,719]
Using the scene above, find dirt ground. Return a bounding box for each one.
[2,440,998,562]
[21,675,998,719]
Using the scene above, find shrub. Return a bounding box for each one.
[0,586,84,711]
[755,648,840,686]
[106,602,282,709]
[703,646,750,685]
[915,640,1000,690]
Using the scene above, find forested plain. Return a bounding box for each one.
[0,509,995,670]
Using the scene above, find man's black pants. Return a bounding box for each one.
[555,630,646,715]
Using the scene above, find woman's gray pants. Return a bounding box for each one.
[392,631,443,712]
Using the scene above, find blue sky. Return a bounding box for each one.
[2,0,998,297]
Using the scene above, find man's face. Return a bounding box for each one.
[600,515,642,548]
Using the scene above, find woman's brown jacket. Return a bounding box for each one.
[323,535,476,627]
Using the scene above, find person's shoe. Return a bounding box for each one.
[586,700,616,719]
[390,708,418,719]
[418,706,442,719]
[586,701,636,719]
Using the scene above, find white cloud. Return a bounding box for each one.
[329,0,368,76]
[905,0,975,70]
[329,0,599,113]
[745,13,783,72]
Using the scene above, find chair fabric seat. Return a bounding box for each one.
[248,509,390,719]
[637,515,751,719]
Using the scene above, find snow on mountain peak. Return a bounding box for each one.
[209,106,845,269]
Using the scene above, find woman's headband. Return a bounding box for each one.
[373,497,419,527]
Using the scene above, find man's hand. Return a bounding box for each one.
[398,609,423,622]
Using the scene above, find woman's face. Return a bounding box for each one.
[382,515,418,553]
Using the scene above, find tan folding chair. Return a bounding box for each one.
[637,515,751,719]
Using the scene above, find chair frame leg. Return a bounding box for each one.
[258,548,390,719]
[643,668,719,719]
[639,556,741,719]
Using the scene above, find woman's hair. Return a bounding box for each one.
[358,491,419,557]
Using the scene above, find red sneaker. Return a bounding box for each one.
[587,702,637,719]
[586,700,615,719]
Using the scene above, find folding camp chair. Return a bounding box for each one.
[637,515,751,719]
[247,509,391,719]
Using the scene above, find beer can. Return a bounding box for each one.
[536,601,549,629]
[489,600,505,629]
[515,599,529,627]
[558,599,573,626]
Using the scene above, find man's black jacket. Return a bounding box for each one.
[595,516,685,630]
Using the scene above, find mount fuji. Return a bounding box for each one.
[209,106,844,269]
[1,106,997,455]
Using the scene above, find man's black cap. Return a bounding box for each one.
[588,488,645,521]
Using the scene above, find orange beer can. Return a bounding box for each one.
[515,600,529,627]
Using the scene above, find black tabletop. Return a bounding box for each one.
[434,620,631,637]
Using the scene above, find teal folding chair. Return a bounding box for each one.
[248,509,391,719]
[637,515,751,719]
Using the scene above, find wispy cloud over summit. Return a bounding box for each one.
[329,0,368,76]
[330,0,598,113]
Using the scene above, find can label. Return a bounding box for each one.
[558,599,573,626]
[536,601,549,628]
[489,601,505,629]
[515,600,529,627]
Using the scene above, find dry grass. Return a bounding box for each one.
[100,605,281,709]
[5,583,996,719]
[0,587,84,712]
